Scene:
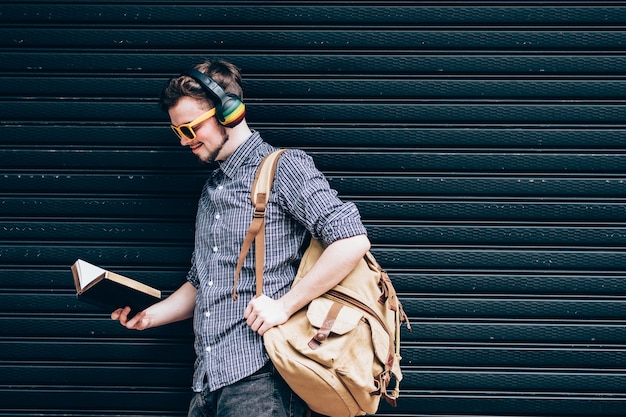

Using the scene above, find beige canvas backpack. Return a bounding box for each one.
[235,149,411,417]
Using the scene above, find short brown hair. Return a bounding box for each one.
[159,59,244,112]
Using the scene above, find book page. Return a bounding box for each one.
[75,259,107,290]
[106,271,161,298]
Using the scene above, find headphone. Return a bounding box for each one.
[183,68,246,128]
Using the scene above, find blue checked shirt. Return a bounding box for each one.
[187,131,367,392]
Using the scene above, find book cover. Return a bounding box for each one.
[71,259,161,315]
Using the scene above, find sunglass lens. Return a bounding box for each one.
[179,126,195,140]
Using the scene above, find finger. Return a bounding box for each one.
[117,306,132,325]
[110,308,124,320]
[245,312,261,331]
[126,310,146,329]
[251,317,263,332]
[257,323,267,336]
[243,300,253,319]
[246,312,257,327]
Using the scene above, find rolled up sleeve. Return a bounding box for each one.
[275,149,367,246]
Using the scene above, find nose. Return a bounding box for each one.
[179,136,195,147]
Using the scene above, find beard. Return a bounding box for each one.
[199,132,229,164]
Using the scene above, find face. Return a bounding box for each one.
[169,96,229,164]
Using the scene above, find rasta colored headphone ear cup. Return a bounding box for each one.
[218,93,246,128]
[182,68,246,128]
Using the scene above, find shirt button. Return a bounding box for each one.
[212,246,218,252]
[215,214,221,220]
[205,346,211,353]
[205,311,211,318]
[217,185,223,190]
[208,280,213,286]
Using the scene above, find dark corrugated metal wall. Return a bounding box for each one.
[2,2,626,416]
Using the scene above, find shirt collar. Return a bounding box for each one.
[218,131,263,179]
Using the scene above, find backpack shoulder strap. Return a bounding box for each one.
[251,150,286,209]
[233,149,287,300]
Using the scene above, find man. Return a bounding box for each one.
[111,59,370,417]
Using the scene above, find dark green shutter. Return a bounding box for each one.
[1,2,625,416]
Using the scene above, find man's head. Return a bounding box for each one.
[160,59,245,127]
[162,59,251,164]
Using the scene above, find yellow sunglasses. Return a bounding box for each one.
[170,108,217,140]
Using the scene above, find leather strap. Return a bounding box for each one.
[307,301,343,350]
[233,149,287,300]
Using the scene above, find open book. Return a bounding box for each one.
[71,259,161,315]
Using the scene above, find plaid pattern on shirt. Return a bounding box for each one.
[187,131,367,392]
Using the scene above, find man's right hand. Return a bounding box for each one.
[110,281,198,330]
[111,306,151,330]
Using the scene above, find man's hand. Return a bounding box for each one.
[111,306,151,330]
[244,294,288,335]
[110,281,197,331]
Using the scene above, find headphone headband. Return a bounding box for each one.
[182,68,246,128]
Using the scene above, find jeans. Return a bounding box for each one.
[187,363,309,417]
